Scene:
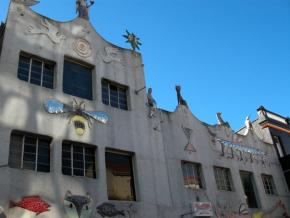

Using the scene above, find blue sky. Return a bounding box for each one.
[1,0,290,130]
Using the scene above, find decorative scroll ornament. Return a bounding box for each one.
[123,30,142,51]
[13,0,40,7]
[64,191,93,218]
[27,19,66,44]
[97,203,125,217]
[182,126,196,153]
[44,98,109,136]
[98,46,122,64]
[73,38,92,58]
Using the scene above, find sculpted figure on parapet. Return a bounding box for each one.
[76,0,94,20]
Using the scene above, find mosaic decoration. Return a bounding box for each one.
[146,88,157,118]
[73,38,92,58]
[64,191,93,218]
[123,30,142,51]
[13,0,40,7]
[175,85,188,108]
[216,112,230,128]
[98,46,122,64]
[217,138,266,163]
[182,126,196,153]
[27,19,66,44]
[96,203,125,217]
[76,0,94,20]
[44,98,109,136]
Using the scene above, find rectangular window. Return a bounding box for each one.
[261,174,277,195]
[240,171,259,208]
[181,161,203,189]
[63,59,93,100]
[8,130,51,172]
[17,53,54,89]
[102,79,128,110]
[105,149,136,201]
[214,166,233,191]
[62,140,96,178]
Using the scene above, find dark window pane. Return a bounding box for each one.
[17,54,54,89]
[105,151,136,201]
[62,141,96,178]
[9,133,23,168]
[102,80,128,110]
[17,56,30,81]
[30,59,42,85]
[63,60,92,100]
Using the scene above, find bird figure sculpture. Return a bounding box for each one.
[123,30,142,51]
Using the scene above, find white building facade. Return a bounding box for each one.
[0,1,289,218]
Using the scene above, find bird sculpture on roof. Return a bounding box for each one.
[123,30,142,51]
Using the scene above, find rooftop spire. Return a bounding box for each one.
[76,0,94,20]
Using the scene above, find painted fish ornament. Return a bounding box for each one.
[10,196,50,214]
[97,203,125,217]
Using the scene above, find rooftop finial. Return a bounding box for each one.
[76,0,94,20]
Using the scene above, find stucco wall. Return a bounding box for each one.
[0,1,289,218]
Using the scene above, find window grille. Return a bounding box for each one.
[214,166,233,191]
[62,140,96,178]
[102,80,128,110]
[17,53,54,89]
[181,162,203,189]
[9,130,51,172]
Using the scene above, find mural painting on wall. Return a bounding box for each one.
[64,191,93,218]
[215,200,289,218]
[96,203,125,217]
[182,126,196,154]
[44,98,109,136]
[1,196,50,218]
[27,18,66,44]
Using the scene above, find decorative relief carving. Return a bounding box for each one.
[27,19,66,44]
[98,46,122,64]
[72,38,92,58]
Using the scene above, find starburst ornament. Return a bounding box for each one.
[123,30,142,51]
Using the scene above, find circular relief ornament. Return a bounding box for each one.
[72,38,92,58]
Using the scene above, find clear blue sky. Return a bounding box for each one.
[1,0,290,130]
